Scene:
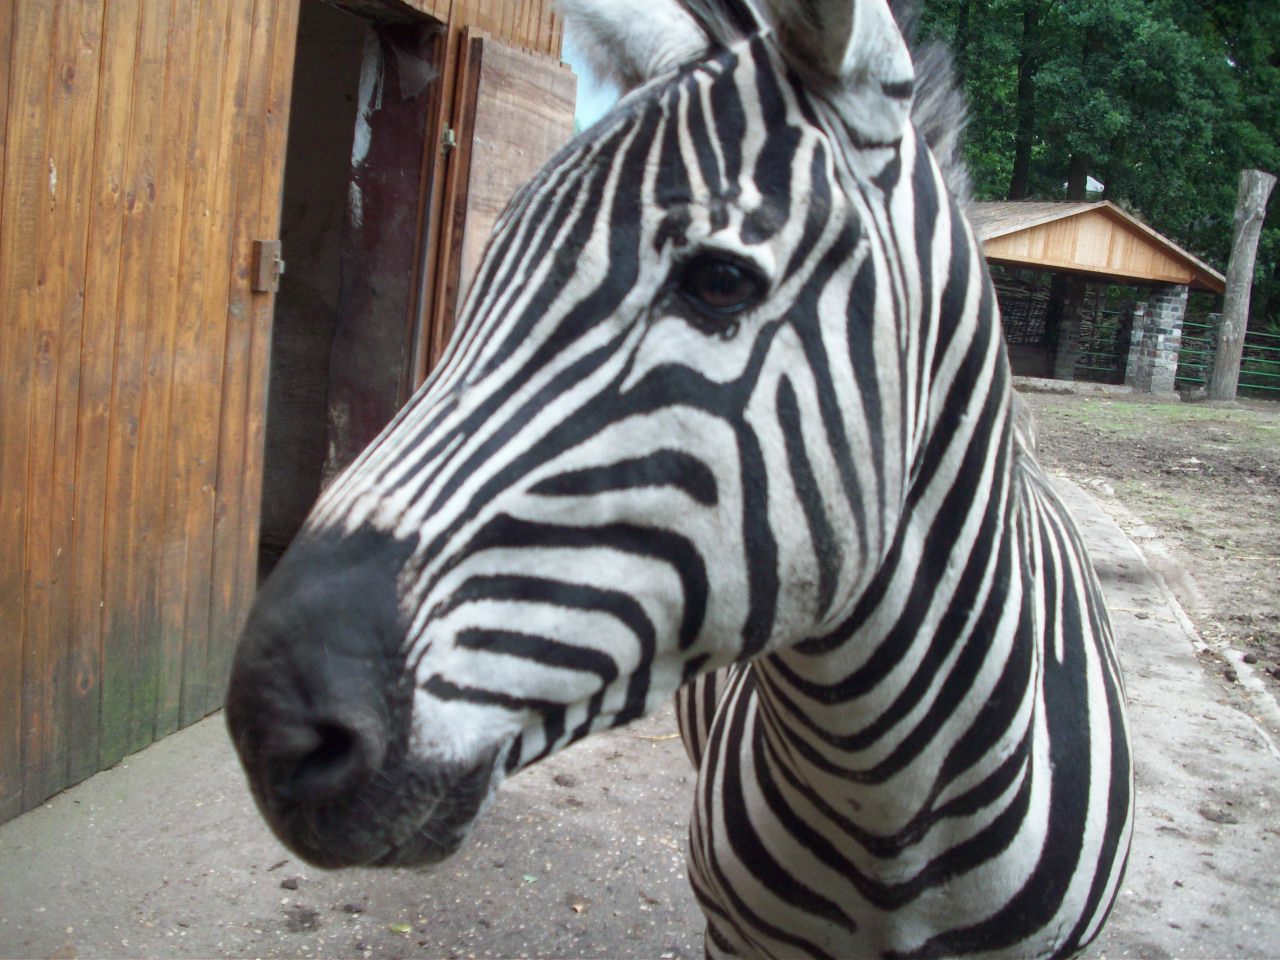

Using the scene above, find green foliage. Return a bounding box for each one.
[918,0,1280,331]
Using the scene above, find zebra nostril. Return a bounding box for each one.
[268,719,383,808]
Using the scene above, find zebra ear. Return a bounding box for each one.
[763,0,914,144]
[558,0,711,93]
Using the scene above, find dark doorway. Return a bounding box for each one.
[258,0,441,579]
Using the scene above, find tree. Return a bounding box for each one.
[918,0,1280,333]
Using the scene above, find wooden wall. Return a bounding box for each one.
[399,0,565,53]
[0,0,300,822]
[0,0,571,825]
[409,0,568,382]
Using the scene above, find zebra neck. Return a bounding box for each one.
[750,420,1036,837]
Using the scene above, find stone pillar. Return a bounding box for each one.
[1123,302,1146,386]
[1124,284,1189,396]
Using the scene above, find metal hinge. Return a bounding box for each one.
[440,125,458,157]
[251,239,285,293]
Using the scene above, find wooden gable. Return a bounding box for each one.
[970,201,1226,293]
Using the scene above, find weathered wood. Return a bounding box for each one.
[113,0,202,760]
[164,0,253,731]
[67,0,144,785]
[105,0,201,768]
[24,0,107,812]
[420,33,575,374]
[420,25,481,376]
[233,0,302,635]
[209,0,299,711]
[176,0,260,725]
[1209,170,1277,401]
[99,0,175,774]
[0,0,12,195]
[412,15,468,387]
[455,36,576,313]
[0,0,566,825]
[0,0,56,822]
[411,1,568,387]
[150,0,220,741]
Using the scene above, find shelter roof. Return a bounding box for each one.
[969,200,1226,293]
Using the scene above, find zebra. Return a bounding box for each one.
[226,0,1134,956]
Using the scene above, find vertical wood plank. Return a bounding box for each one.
[550,7,562,59]
[232,0,302,633]
[161,0,238,732]
[175,0,257,726]
[206,0,275,716]
[204,0,279,716]
[0,0,55,823]
[0,0,12,194]
[538,1,551,55]
[421,26,479,373]
[432,28,482,363]
[101,0,201,766]
[448,37,575,355]
[99,0,175,772]
[23,0,106,812]
[65,0,144,786]
[411,13,465,388]
[19,0,69,815]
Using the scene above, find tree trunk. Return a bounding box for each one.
[1209,169,1277,400]
[1008,1,1038,200]
[1066,153,1090,201]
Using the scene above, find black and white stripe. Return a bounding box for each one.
[226,2,1132,957]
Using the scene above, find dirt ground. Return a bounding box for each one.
[1021,390,1280,709]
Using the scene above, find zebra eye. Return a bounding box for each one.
[677,254,766,325]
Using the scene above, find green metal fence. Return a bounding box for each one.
[1176,314,1280,398]
[1073,306,1132,384]
[1175,314,1217,391]
[1240,327,1280,397]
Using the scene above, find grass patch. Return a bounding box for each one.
[1025,395,1280,447]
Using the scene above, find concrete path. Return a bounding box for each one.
[1,480,1278,959]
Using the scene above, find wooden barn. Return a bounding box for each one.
[0,0,577,823]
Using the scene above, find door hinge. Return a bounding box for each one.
[440,124,458,157]
[251,239,285,293]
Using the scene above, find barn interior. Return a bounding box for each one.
[259,0,442,578]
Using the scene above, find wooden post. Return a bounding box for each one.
[1209,169,1276,400]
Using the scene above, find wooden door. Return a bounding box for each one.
[418,31,577,377]
[0,0,300,823]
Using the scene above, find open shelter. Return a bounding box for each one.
[969,201,1226,393]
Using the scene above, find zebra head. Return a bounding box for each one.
[228,0,986,869]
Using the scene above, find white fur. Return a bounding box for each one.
[559,0,915,143]
[761,0,914,142]
[558,0,710,92]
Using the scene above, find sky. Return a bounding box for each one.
[562,33,620,130]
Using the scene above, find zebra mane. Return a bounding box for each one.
[561,0,971,204]
[885,0,972,205]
